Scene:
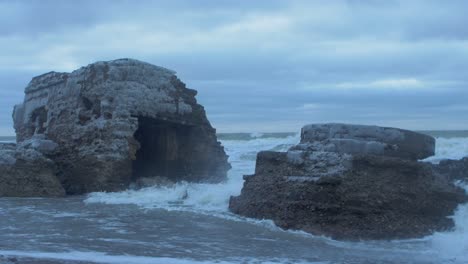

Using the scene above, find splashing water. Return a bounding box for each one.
[427,182,468,263]
[86,133,301,214]
[1,132,468,263]
[424,137,468,164]
[85,133,468,263]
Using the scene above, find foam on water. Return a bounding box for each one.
[86,180,240,213]
[424,136,468,164]
[81,133,468,263]
[427,182,468,263]
[0,250,234,264]
[250,132,264,138]
[0,250,328,264]
[86,133,466,215]
[85,133,300,214]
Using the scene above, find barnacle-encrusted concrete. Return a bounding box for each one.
[5,58,230,195]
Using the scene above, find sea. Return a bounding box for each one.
[0,131,467,264]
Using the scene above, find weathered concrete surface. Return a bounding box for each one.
[299,123,435,160]
[0,142,65,197]
[230,124,466,240]
[6,58,230,195]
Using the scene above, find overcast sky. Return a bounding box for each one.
[1,0,467,134]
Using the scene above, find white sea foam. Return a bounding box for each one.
[250,132,264,138]
[85,133,300,214]
[85,133,467,216]
[424,136,468,163]
[0,250,231,264]
[84,134,468,263]
[86,180,242,213]
[427,182,468,263]
[0,250,328,264]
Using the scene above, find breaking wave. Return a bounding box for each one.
[84,133,468,263]
[86,133,467,214]
[86,133,300,213]
[424,136,468,163]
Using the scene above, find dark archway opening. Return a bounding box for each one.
[30,106,48,135]
[132,117,195,182]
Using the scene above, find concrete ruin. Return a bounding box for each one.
[1,58,230,196]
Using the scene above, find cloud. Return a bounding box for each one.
[299,78,466,92]
[337,78,424,90]
[0,0,468,133]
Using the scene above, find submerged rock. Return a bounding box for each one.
[433,157,468,182]
[229,123,467,240]
[0,256,17,264]
[3,58,230,196]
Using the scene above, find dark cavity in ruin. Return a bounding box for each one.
[132,116,195,182]
[30,106,48,135]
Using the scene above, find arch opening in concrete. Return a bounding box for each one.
[30,106,48,135]
[132,117,195,182]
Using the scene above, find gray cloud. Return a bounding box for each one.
[1,0,467,134]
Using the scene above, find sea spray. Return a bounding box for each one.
[60,133,468,263]
[424,137,468,163]
[86,133,300,213]
[428,181,468,263]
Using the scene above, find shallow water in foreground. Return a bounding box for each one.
[0,132,468,263]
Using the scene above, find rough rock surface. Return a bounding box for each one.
[433,157,468,182]
[0,255,17,264]
[298,123,435,160]
[229,123,467,240]
[0,142,65,197]
[6,58,230,195]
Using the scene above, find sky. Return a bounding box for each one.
[1,0,468,135]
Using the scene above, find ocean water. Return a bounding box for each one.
[0,136,15,143]
[0,132,467,263]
